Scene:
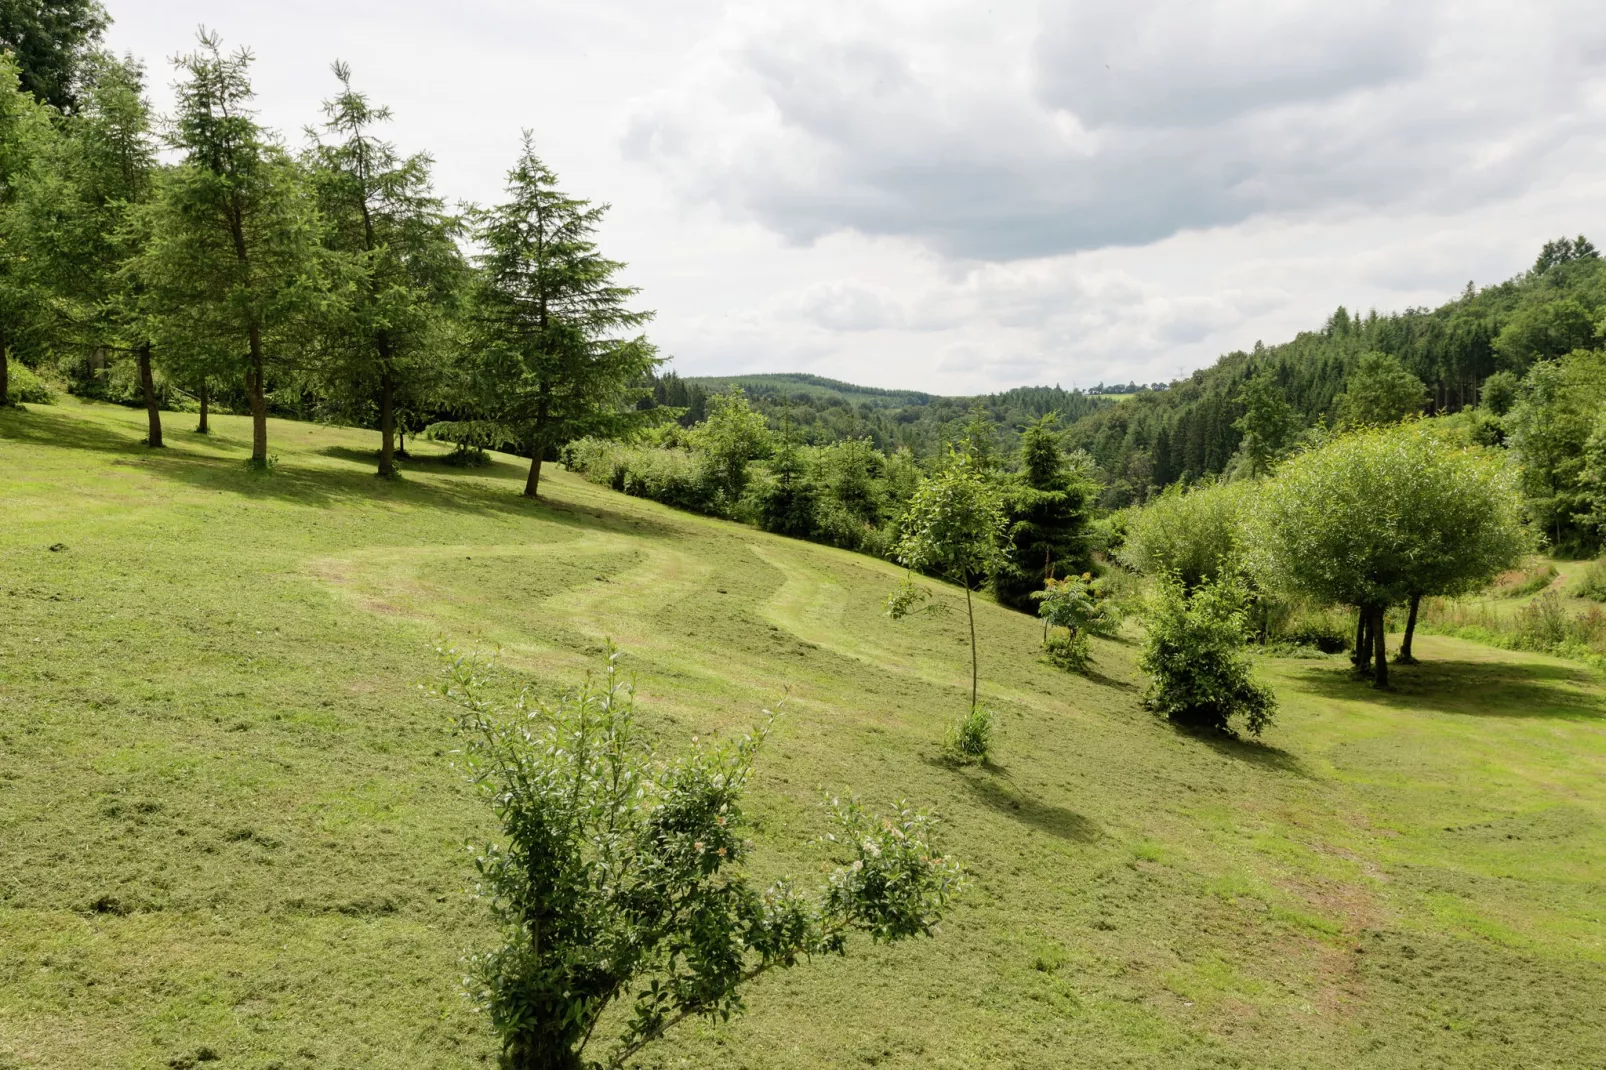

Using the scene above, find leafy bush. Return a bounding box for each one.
[5,363,56,405]
[1119,480,1250,589]
[943,704,995,764]
[440,444,491,468]
[1139,572,1276,736]
[1576,558,1606,602]
[438,644,964,1070]
[1270,602,1351,654]
[1043,628,1091,672]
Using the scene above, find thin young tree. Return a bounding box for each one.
[441,136,659,497]
[894,450,1009,709]
[132,30,317,466]
[306,61,464,477]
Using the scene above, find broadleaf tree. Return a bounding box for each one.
[443,136,660,497]
[0,50,56,406]
[306,61,464,477]
[894,451,1009,710]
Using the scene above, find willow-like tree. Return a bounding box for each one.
[132,31,317,466]
[0,51,56,407]
[443,136,658,497]
[1249,423,1530,686]
[306,62,464,477]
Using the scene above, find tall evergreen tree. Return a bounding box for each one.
[306,62,464,477]
[445,136,660,497]
[0,50,55,406]
[1232,372,1297,476]
[994,415,1096,611]
[0,0,107,111]
[132,31,318,465]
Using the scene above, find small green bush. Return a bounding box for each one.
[1139,572,1276,737]
[1043,628,1091,672]
[944,705,995,764]
[1574,559,1606,602]
[5,363,56,405]
[440,444,492,468]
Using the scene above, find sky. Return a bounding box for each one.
[106,0,1606,395]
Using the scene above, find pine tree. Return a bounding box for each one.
[306,62,465,477]
[994,415,1096,610]
[445,136,660,497]
[131,30,318,465]
[0,0,108,111]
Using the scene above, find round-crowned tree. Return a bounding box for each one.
[1247,422,1531,686]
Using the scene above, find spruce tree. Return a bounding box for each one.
[994,415,1095,611]
[306,62,464,477]
[131,31,317,465]
[445,136,659,497]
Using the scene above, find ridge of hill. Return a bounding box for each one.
[2,398,1604,1068]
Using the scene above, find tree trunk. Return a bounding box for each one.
[138,343,163,447]
[197,379,210,433]
[965,584,978,710]
[1399,593,1421,663]
[377,363,396,478]
[247,324,267,464]
[1353,608,1371,673]
[525,451,544,498]
[1371,606,1389,689]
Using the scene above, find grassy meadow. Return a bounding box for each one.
[2,398,1604,1069]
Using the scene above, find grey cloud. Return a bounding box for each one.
[624,1,1606,260]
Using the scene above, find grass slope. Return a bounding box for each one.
[2,399,1604,1070]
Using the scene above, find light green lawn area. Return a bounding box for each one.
[2,398,1603,1069]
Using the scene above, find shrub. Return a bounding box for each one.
[1576,559,1606,602]
[438,644,964,1070]
[943,704,995,764]
[5,363,56,405]
[1043,628,1091,672]
[1119,480,1250,589]
[1139,572,1276,736]
[440,444,492,468]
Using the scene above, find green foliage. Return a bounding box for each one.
[1232,372,1299,476]
[448,137,660,497]
[686,389,771,503]
[1119,479,1249,590]
[1033,574,1120,641]
[1335,351,1427,428]
[895,452,1008,589]
[0,49,58,405]
[1506,349,1606,554]
[755,437,818,538]
[438,644,963,1070]
[1493,298,1597,373]
[0,0,108,111]
[1575,558,1606,602]
[304,61,465,476]
[1139,571,1276,737]
[2,357,51,402]
[131,31,320,464]
[1250,423,1532,612]
[1480,370,1520,416]
[943,704,995,764]
[995,415,1097,610]
[1042,627,1091,673]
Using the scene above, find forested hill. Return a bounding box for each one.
[1061,237,1606,505]
[650,371,1111,456]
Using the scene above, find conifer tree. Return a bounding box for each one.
[0,50,55,407]
[0,0,108,111]
[131,30,318,465]
[444,136,659,497]
[994,415,1096,610]
[306,62,464,477]
[1232,372,1297,476]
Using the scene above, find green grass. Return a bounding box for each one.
[3,398,1605,1069]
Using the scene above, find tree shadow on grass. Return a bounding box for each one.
[1287,658,1605,721]
[942,763,1102,843]
[1,404,151,455]
[1165,721,1312,777]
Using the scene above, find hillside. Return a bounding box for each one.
[3,399,1605,1068]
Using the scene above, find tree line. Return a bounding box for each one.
[1,19,658,496]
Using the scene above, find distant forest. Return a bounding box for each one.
[640,238,1606,509]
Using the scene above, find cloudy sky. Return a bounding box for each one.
[108,0,1606,394]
